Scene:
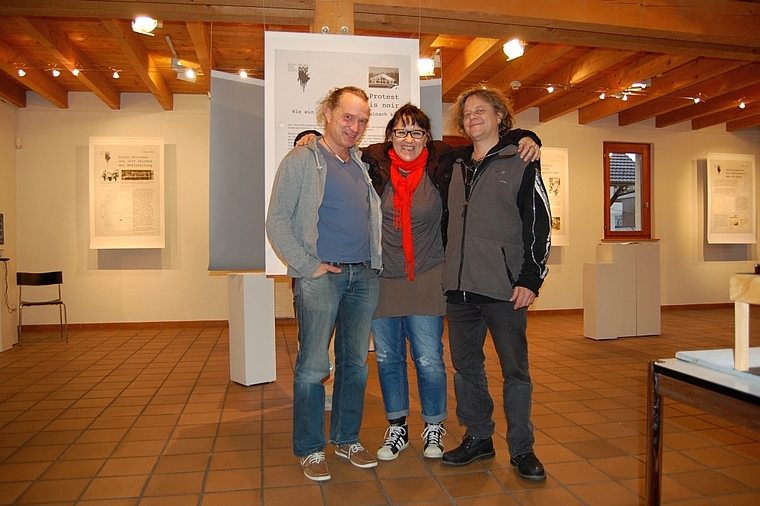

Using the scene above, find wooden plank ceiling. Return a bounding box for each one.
[0,0,759,131]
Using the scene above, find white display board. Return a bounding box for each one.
[89,137,165,249]
[706,153,756,244]
[541,147,569,246]
[264,31,419,274]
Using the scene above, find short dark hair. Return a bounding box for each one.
[384,103,432,142]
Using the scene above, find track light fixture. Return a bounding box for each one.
[503,39,525,60]
[418,58,435,77]
[132,16,162,36]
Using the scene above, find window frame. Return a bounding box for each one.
[603,142,652,240]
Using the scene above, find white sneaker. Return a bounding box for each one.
[376,423,409,461]
[422,423,446,458]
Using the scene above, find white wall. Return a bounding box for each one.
[512,108,760,310]
[15,92,228,325]
[10,91,760,327]
[0,101,19,349]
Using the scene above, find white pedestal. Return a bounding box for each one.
[227,273,276,385]
[583,242,661,340]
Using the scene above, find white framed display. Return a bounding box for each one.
[264,31,419,274]
[706,153,756,244]
[541,147,569,246]
[89,137,165,249]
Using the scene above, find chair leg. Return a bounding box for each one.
[60,303,68,343]
[17,305,23,345]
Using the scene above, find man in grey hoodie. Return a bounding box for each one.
[266,86,382,482]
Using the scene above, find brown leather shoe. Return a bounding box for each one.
[300,451,331,481]
[335,442,378,468]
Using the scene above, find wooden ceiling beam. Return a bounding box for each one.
[0,70,26,107]
[578,58,744,124]
[1,2,757,60]
[356,0,760,47]
[539,53,694,123]
[489,43,573,93]
[692,100,760,130]
[512,48,633,113]
[313,0,354,34]
[620,62,760,125]
[102,19,173,111]
[658,82,760,128]
[419,34,439,58]
[186,21,213,73]
[0,37,67,108]
[441,38,503,95]
[726,113,760,132]
[355,12,760,61]
[14,16,120,109]
[186,21,212,91]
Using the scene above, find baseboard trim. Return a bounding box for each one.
[19,320,229,332]
[21,304,736,331]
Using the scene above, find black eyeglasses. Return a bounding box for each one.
[392,129,426,139]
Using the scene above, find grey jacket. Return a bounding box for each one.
[266,136,383,278]
[442,142,551,300]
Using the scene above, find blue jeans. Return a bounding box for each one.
[446,301,535,458]
[371,316,447,424]
[292,263,379,457]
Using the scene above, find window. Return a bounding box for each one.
[603,142,652,240]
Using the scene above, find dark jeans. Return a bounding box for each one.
[446,300,535,457]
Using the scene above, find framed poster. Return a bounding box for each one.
[89,137,165,249]
[541,147,569,246]
[264,32,419,274]
[706,153,756,244]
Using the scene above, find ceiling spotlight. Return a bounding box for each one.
[132,16,161,36]
[51,68,60,77]
[238,70,248,79]
[72,68,80,76]
[185,68,196,80]
[17,68,26,77]
[418,58,435,77]
[503,39,525,60]
[112,70,120,79]
[546,86,554,94]
[510,80,521,90]
[693,97,701,104]
[622,94,628,101]
[739,101,746,109]
[599,92,605,100]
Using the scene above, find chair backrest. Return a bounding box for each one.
[17,271,64,286]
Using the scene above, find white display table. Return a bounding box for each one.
[583,241,660,340]
[227,273,276,385]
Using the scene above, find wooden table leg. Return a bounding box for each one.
[645,360,663,506]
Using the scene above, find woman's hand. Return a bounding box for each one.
[517,137,541,162]
[295,133,317,147]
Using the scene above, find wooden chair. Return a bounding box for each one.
[17,271,68,343]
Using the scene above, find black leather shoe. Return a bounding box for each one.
[440,435,495,466]
[510,452,546,480]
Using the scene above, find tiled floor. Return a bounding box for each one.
[1,308,759,505]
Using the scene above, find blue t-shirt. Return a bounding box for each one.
[316,143,370,263]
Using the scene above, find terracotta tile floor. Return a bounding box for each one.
[1,308,759,505]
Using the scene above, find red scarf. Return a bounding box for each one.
[388,147,428,281]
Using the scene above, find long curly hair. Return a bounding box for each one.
[451,84,516,139]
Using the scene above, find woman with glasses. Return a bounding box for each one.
[296,103,540,461]
[362,104,540,461]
